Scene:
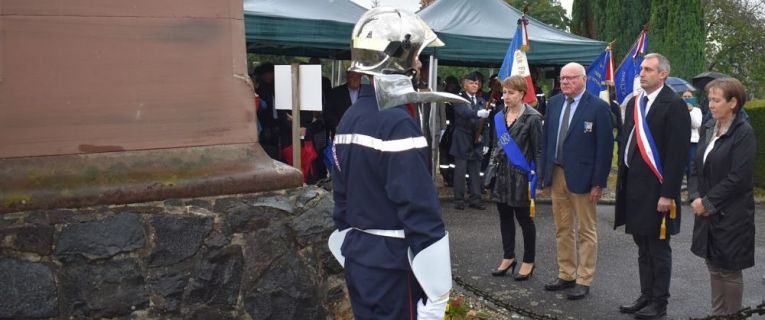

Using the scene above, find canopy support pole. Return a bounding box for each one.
[330,60,336,87]
[334,60,343,86]
[428,55,439,182]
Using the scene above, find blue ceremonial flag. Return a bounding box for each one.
[614,30,648,103]
[585,46,613,100]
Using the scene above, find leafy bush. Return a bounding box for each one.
[745,99,765,187]
[445,295,468,320]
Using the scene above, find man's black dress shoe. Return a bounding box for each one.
[468,203,486,210]
[619,295,651,314]
[566,284,589,300]
[543,278,575,291]
[454,203,465,210]
[634,302,666,319]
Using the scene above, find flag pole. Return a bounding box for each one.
[606,40,616,88]
[615,25,649,72]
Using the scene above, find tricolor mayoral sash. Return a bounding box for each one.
[633,95,676,239]
[493,110,538,217]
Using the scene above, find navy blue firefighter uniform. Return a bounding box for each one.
[330,86,448,319]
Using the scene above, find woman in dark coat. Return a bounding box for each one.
[688,78,756,316]
[485,75,542,280]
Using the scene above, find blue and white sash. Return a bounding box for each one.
[493,110,537,200]
[633,95,664,183]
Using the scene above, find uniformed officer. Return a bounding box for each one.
[452,72,491,210]
[327,7,469,320]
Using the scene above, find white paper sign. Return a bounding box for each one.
[274,65,323,111]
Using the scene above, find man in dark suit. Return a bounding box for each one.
[540,62,613,300]
[253,62,281,160]
[450,72,490,210]
[324,71,367,138]
[615,53,690,319]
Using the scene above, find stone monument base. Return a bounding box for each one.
[0,186,351,319]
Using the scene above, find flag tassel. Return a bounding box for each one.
[659,201,677,240]
[659,216,667,240]
[528,184,535,219]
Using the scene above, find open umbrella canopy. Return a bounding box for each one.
[666,77,696,93]
[692,71,730,91]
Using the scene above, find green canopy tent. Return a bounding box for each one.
[417,0,606,67]
[243,0,364,59]
[244,0,605,66]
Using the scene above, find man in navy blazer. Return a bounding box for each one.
[539,62,613,300]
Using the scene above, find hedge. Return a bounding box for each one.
[745,99,765,187]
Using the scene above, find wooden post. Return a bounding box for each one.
[291,64,301,173]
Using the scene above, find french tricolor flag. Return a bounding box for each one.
[498,16,537,105]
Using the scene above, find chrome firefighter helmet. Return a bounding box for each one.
[348,7,468,110]
[349,7,444,77]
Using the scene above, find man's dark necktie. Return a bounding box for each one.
[555,97,574,164]
[627,96,650,165]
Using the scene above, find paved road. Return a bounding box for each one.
[443,200,765,319]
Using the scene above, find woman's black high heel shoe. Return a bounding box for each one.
[513,264,535,281]
[491,260,517,277]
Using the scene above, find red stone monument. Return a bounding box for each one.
[0,0,302,213]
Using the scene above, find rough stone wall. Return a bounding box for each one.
[0,186,351,320]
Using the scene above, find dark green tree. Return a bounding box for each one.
[571,0,651,59]
[603,0,624,47]
[571,0,705,85]
[648,0,668,57]
[505,0,571,31]
[662,1,682,70]
[661,0,705,80]
[616,0,650,60]
[591,0,609,41]
[570,0,594,37]
[703,0,765,97]
[570,0,622,44]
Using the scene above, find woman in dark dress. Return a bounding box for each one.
[689,78,756,316]
[486,75,543,280]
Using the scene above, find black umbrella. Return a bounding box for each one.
[692,71,730,90]
[666,77,696,93]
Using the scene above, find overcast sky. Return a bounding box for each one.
[350,0,574,18]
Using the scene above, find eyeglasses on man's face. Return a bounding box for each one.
[559,75,583,82]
